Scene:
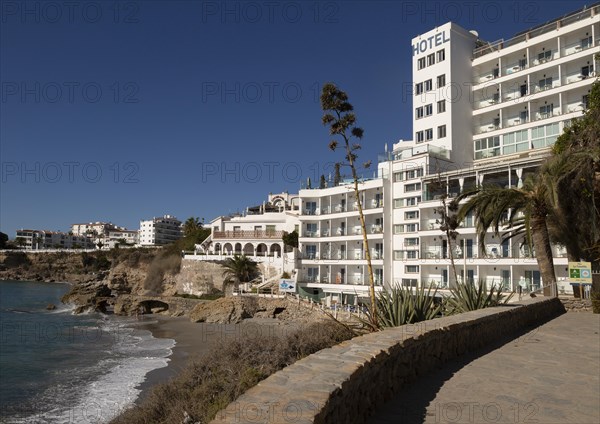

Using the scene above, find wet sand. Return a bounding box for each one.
[134,315,296,404]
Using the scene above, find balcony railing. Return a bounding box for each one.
[473,5,598,59]
[213,230,284,239]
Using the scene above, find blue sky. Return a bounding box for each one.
[0,0,592,236]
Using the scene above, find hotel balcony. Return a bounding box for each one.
[213,230,284,239]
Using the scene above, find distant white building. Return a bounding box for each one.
[15,229,95,250]
[71,222,122,237]
[139,215,183,246]
[104,229,139,249]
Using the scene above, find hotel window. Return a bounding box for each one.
[424,104,433,116]
[503,130,529,154]
[406,250,418,259]
[405,238,419,246]
[427,53,435,66]
[405,196,421,206]
[405,223,419,232]
[531,123,559,149]
[393,172,403,182]
[436,74,446,88]
[583,94,589,109]
[405,265,419,273]
[404,183,421,192]
[425,128,433,141]
[474,136,500,159]
[539,103,554,119]
[538,50,552,63]
[416,131,424,143]
[394,199,404,208]
[415,82,423,94]
[436,49,445,62]
[438,125,447,138]
[581,36,593,50]
[424,79,433,91]
[405,210,419,220]
[418,57,426,69]
[538,77,553,91]
[582,65,593,78]
[402,278,418,287]
[405,168,422,179]
[394,250,403,260]
[437,100,446,113]
[415,106,424,119]
[393,224,403,234]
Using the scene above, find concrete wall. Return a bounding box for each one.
[210,297,565,424]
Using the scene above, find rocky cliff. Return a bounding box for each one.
[0,250,229,315]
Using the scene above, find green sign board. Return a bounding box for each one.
[568,261,593,284]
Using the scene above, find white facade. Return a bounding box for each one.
[15,229,95,250]
[71,222,122,237]
[139,215,183,246]
[104,229,139,249]
[296,176,387,304]
[190,193,300,273]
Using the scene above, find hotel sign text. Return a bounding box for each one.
[413,31,449,56]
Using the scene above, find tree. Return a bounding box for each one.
[457,174,557,296]
[429,175,461,286]
[552,78,600,263]
[183,217,203,237]
[319,174,326,189]
[282,230,299,249]
[320,82,378,327]
[221,254,259,295]
[0,232,8,249]
[15,237,26,249]
[333,162,342,186]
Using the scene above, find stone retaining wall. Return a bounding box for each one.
[210,297,565,424]
[560,296,593,312]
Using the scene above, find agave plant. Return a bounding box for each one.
[364,284,442,329]
[444,279,514,315]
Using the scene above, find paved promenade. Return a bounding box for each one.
[370,312,600,424]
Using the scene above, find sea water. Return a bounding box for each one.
[0,280,174,423]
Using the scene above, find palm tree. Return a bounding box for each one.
[183,217,203,237]
[457,174,557,297]
[221,254,259,295]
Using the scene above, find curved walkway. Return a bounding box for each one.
[370,313,600,424]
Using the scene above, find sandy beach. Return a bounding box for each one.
[134,315,297,404]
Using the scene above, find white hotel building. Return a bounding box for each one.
[294,4,598,303]
[191,4,596,304]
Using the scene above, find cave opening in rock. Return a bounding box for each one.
[138,300,169,314]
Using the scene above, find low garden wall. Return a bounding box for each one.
[210,297,565,424]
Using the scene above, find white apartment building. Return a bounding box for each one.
[139,215,183,246]
[71,222,122,237]
[190,193,300,275]
[296,175,387,304]
[104,229,139,249]
[15,229,95,250]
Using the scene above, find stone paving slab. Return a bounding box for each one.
[369,313,600,424]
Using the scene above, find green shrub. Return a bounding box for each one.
[366,284,442,328]
[110,320,353,424]
[444,279,514,314]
